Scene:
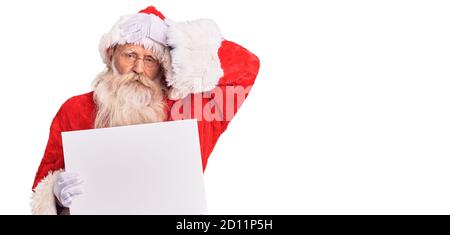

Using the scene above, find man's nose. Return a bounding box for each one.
[132,59,144,75]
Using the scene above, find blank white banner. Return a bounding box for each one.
[62,119,207,215]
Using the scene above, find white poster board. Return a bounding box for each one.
[61,119,207,215]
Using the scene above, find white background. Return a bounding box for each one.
[0,0,449,215]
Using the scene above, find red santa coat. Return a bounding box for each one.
[30,40,260,214]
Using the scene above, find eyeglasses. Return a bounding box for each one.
[118,50,159,68]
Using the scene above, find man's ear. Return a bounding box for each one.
[106,47,114,66]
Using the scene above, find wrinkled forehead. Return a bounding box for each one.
[114,43,156,56]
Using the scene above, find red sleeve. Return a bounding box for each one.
[193,40,260,170]
[32,108,65,191]
[215,40,260,131]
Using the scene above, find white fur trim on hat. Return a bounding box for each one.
[99,14,170,64]
[30,169,63,215]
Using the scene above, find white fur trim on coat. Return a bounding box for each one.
[166,19,224,100]
[30,169,63,215]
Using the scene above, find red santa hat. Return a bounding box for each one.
[99,6,224,100]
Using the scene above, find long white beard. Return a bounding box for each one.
[92,69,167,129]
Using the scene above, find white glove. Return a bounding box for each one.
[53,171,83,208]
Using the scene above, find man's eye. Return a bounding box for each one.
[145,58,155,63]
[126,53,136,59]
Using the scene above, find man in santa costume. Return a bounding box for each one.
[31,5,260,215]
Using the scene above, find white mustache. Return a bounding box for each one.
[122,72,163,90]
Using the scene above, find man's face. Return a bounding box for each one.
[110,44,161,79]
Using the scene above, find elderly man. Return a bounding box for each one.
[31,6,260,215]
